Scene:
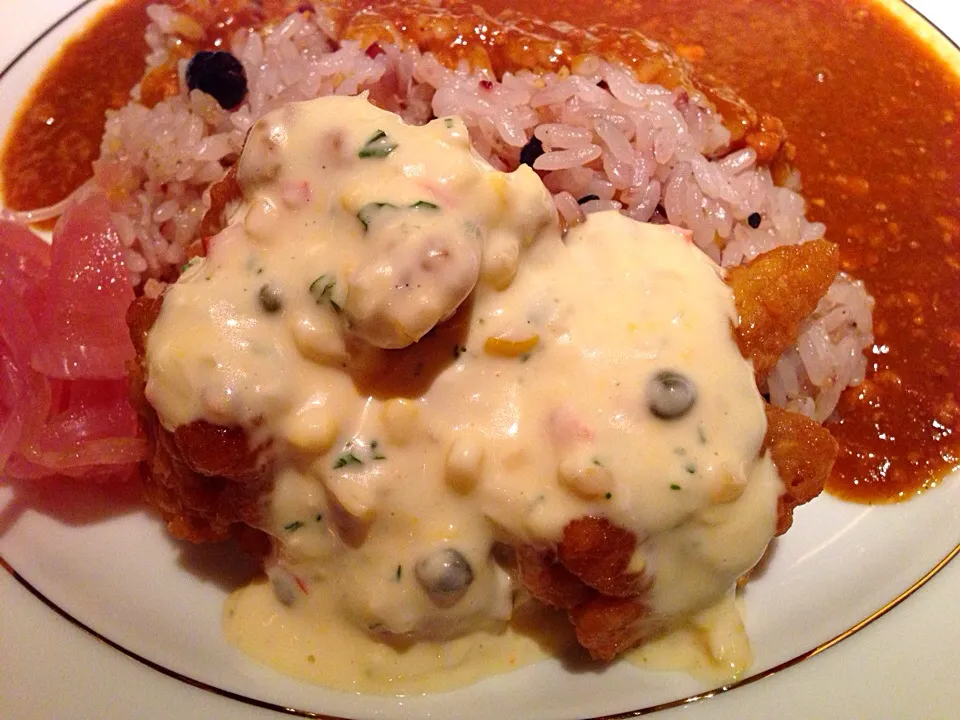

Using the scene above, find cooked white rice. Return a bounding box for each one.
[44,4,879,420]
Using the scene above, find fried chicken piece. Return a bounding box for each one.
[728,239,840,380]
[144,421,271,542]
[744,113,789,165]
[516,545,594,610]
[567,595,652,662]
[197,166,240,243]
[558,517,644,598]
[127,295,272,542]
[765,404,839,535]
[520,402,836,660]
[127,294,163,360]
[172,420,265,482]
[520,517,646,611]
[520,517,652,661]
[518,528,652,661]
[517,519,649,659]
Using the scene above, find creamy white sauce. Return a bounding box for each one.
[223,582,577,695]
[144,95,781,693]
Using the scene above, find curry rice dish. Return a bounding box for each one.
[121,0,842,686]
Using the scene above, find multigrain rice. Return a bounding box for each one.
[12,4,875,420]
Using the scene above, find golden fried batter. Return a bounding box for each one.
[143,423,272,542]
[567,594,651,662]
[558,517,643,598]
[197,165,239,244]
[516,545,593,610]
[128,296,272,543]
[765,404,839,535]
[728,239,840,380]
[521,403,836,661]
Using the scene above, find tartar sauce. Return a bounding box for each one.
[144,95,781,693]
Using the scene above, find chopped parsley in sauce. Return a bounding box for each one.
[358,129,398,158]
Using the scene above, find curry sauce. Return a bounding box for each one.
[1,0,959,504]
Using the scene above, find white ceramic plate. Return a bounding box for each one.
[1,2,958,718]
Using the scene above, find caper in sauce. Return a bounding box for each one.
[646,370,697,419]
[258,283,283,313]
[415,548,474,599]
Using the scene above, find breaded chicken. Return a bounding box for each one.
[764,404,839,535]
[128,295,272,543]
[129,227,841,656]
[516,402,838,662]
[728,239,840,380]
[126,3,840,663]
[558,517,645,598]
[568,594,651,662]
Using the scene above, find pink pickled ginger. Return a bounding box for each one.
[32,194,136,379]
[0,194,147,482]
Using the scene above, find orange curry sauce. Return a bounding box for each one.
[1,0,959,503]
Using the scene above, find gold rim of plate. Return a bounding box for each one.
[0,0,958,717]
